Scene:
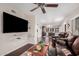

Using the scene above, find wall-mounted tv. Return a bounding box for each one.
[3,12,28,33]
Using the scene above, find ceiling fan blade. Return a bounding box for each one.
[45,4,58,7]
[33,3,38,5]
[33,3,42,5]
[30,6,39,12]
[40,7,46,14]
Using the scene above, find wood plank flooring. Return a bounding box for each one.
[5,43,34,56]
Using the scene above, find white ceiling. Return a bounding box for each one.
[1,3,79,27]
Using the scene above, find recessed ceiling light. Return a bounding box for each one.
[55,17,64,22]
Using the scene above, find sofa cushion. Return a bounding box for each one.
[68,36,79,46]
[72,37,79,55]
[56,40,66,46]
[62,48,72,56]
[69,36,78,42]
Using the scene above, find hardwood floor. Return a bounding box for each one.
[5,43,34,56]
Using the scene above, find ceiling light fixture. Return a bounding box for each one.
[55,17,64,22]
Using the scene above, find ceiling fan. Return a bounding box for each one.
[30,3,58,14]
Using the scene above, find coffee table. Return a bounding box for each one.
[21,44,49,56]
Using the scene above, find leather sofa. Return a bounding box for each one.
[55,35,79,56]
[72,37,79,55]
[58,32,69,38]
[60,36,79,56]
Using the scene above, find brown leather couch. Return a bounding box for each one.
[56,35,79,56]
[62,36,79,56]
[59,32,69,38]
[72,37,79,55]
[56,35,78,46]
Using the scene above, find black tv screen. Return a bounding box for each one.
[3,12,28,33]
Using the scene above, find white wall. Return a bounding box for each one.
[37,24,42,42]
[0,4,36,55]
[59,22,65,32]
[59,7,79,36]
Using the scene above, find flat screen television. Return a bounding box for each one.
[3,12,28,33]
